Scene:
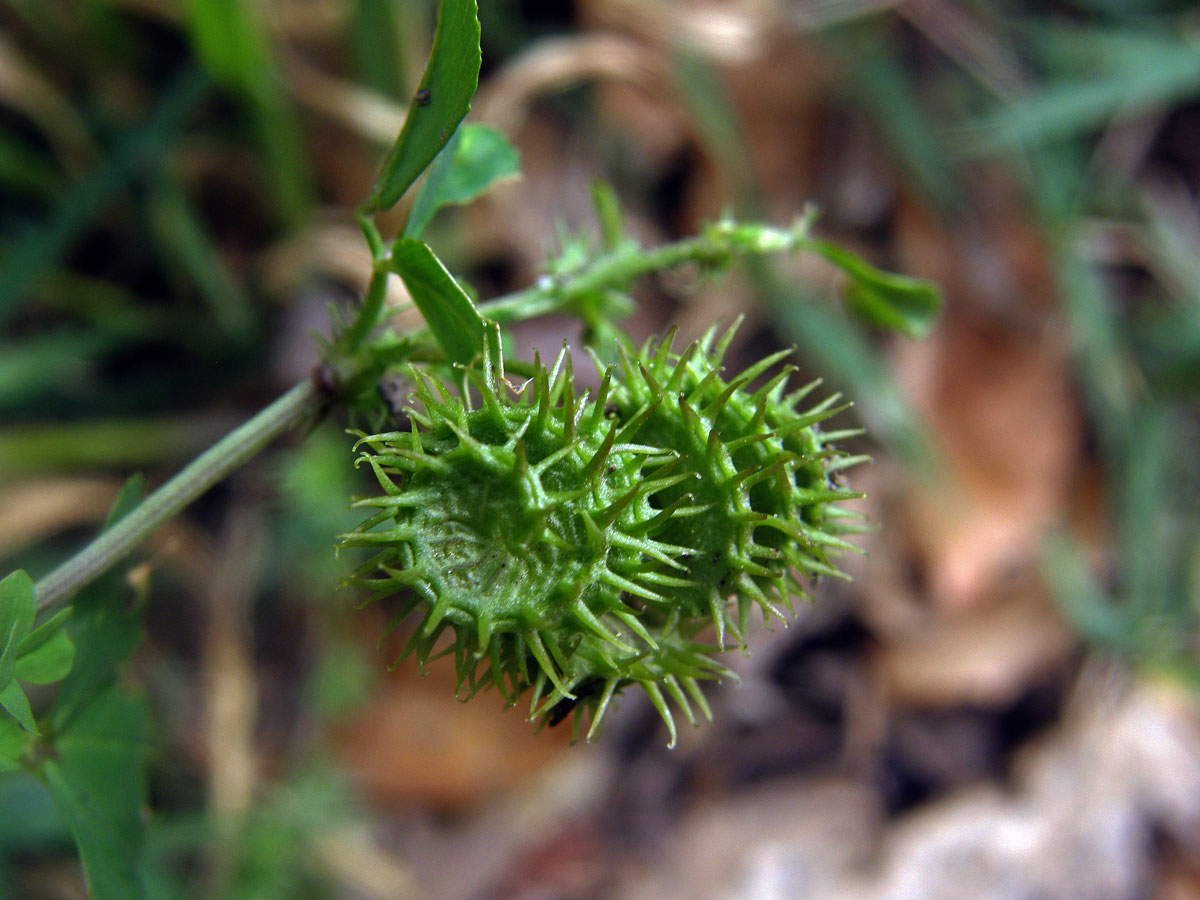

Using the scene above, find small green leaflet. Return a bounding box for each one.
[591,181,626,252]
[51,476,145,734]
[390,239,490,365]
[16,609,76,684]
[0,714,25,772]
[808,239,942,339]
[0,571,76,754]
[36,474,150,900]
[361,0,481,213]
[42,685,151,900]
[0,569,68,734]
[404,124,522,239]
[0,680,35,734]
[0,570,35,690]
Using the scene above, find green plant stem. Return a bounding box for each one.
[339,265,390,353]
[477,218,816,324]
[34,378,320,616]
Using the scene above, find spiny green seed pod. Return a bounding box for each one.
[340,327,865,744]
[340,348,728,742]
[604,319,866,648]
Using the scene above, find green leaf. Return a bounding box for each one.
[389,239,489,365]
[807,240,943,339]
[591,181,625,251]
[41,685,151,900]
[0,575,72,735]
[0,771,72,850]
[404,124,521,238]
[755,266,934,467]
[0,570,36,688]
[0,680,35,734]
[50,476,145,734]
[0,714,30,772]
[15,609,75,684]
[401,123,465,240]
[0,570,39,733]
[106,473,147,530]
[50,582,143,737]
[433,124,520,205]
[361,0,481,212]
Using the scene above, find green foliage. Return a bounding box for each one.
[807,239,943,339]
[361,0,482,213]
[13,610,75,684]
[404,124,522,239]
[389,238,491,365]
[937,17,1200,687]
[220,768,359,900]
[0,570,75,738]
[41,686,151,900]
[0,573,37,710]
[31,477,148,899]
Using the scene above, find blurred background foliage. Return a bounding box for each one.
[1,0,1200,898]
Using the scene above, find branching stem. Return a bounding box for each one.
[30,218,820,617]
[478,217,816,324]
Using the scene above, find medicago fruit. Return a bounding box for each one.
[340,322,865,745]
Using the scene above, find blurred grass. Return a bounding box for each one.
[0,68,209,322]
[182,0,313,224]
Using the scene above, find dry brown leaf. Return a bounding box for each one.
[0,477,123,557]
[335,657,571,811]
[871,587,1074,707]
[889,187,1083,613]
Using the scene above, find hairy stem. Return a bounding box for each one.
[34,378,321,615]
[477,217,816,324]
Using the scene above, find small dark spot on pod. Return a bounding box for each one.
[414,87,432,105]
[605,403,618,418]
